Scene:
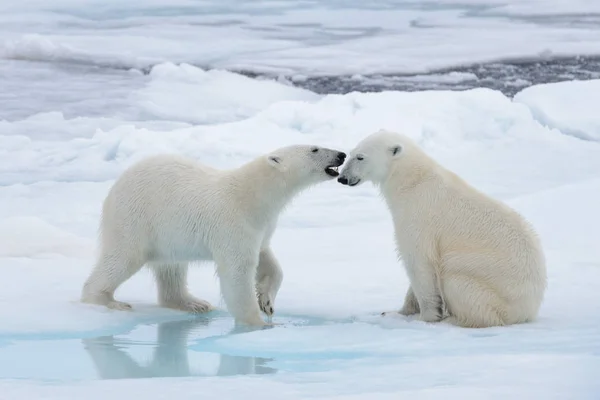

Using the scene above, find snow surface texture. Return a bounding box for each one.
[2,0,600,76]
[2,1,600,399]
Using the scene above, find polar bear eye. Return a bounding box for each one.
[356,155,364,161]
[311,148,319,153]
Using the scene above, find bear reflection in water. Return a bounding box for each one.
[82,317,276,379]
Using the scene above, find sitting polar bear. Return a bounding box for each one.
[81,145,346,326]
[338,129,547,328]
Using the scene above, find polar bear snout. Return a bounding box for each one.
[331,151,346,166]
[337,175,361,186]
[324,151,347,177]
[337,157,363,187]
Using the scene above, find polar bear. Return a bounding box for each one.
[81,145,346,326]
[337,129,547,328]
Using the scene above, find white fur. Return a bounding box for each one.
[338,130,547,328]
[81,145,346,326]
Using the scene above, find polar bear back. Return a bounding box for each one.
[432,171,542,286]
[99,155,246,263]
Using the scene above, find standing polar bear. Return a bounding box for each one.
[338,129,547,328]
[81,145,346,326]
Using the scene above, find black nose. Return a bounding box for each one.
[338,176,348,185]
[337,152,346,162]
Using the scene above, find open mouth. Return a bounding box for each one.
[348,179,360,186]
[325,166,340,177]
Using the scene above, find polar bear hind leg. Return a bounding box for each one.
[399,286,420,315]
[151,263,213,313]
[442,273,508,328]
[382,286,420,317]
[81,251,144,311]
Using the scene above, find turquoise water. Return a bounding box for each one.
[0,313,365,381]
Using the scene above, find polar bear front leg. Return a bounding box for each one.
[151,263,213,313]
[255,248,283,317]
[216,252,266,326]
[406,261,444,323]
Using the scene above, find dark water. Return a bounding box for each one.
[240,55,600,97]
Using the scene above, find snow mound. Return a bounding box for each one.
[134,63,320,125]
[513,79,600,142]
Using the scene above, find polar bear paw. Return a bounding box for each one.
[417,294,446,322]
[163,295,213,314]
[258,292,274,316]
[107,300,133,311]
[418,313,442,323]
[418,308,444,323]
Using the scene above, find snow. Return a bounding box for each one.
[135,63,320,125]
[0,216,93,258]
[2,1,600,399]
[3,1,600,76]
[514,79,600,142]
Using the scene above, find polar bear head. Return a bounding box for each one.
[266,144,347,185]
[337,129,420,187]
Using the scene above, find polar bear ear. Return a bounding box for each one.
[390,145,402,156]
[268,155,283,169]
